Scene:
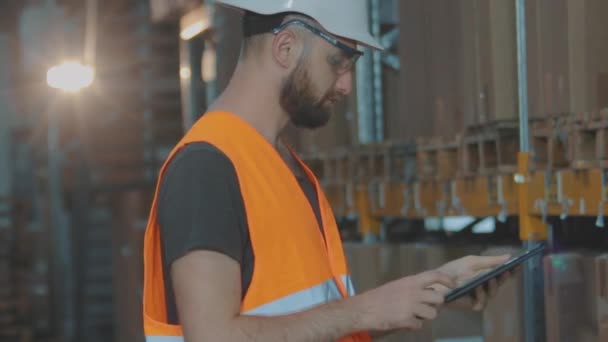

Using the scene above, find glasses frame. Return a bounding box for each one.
[271,19,363,63]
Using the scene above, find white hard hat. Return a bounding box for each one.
[215,0,384,51]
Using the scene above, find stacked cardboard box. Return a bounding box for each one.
[482,246,525,342]
[581,253,598,342]
[544,253,602,342]
[481,249,608,342]
[593,255,608,341]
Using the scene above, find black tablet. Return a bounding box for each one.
[444,243,547,303]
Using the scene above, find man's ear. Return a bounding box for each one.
[271,29,299,69]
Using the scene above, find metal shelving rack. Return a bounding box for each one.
[314,1,606,341]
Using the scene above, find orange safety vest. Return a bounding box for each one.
[142,111,371,342]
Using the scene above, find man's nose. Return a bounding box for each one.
[334,70,353,96]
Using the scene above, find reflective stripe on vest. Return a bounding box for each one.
[343,274,356,297]
[243,275,355,316]
[146,336,183,342]
[145,275,356,341]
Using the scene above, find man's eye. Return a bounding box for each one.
[328,54,344,67]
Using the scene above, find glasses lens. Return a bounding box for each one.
[334,53,360,74]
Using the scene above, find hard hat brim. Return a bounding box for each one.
[216,0,385,51]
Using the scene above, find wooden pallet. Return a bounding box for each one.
[463,120,519,175]
[361,142,416,217]
[316,149,355,218]
[416,137,461,180]
[388,142,417,183]
[531,115,572,170]
[568,110,608,169]
[351,144,389,184]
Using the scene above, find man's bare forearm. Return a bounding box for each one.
[194,295,371,342]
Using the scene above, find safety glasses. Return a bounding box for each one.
[271,19,363,74]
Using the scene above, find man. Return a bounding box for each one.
[142,1,512,341]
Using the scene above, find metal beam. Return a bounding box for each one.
[516,0,530,153]
[0,35,13,223]
[370,0,384,142]
[380,27,399,50]
[179,35,206,131]
[356,50,375,144]
[516,1,546,341]
[381,53,400,71]
[357,0,386,144]
[47,97,76,342]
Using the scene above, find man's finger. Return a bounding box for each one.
[414,304,438,320]
[473,286,486,311]
[421,289,445,306]
[428,283,451,297]
[471,255,511,270]
[498,272,511,286]
[405,318,424,330]
[419,270,456,289]
[488,278,499,297]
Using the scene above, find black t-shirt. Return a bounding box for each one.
[157,143,323,324]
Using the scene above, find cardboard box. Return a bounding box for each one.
[482,246,525,342]
[343,243,384,293]
[560,252,608,342]
[380,244,434,342]
[595,255,608,341]
[478,251,608,342]
[544,253,588,342]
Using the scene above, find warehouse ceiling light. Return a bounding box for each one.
[179,67,192,80]
[180,6,210,40]
[46,61,95,92]
[180,20,207,40]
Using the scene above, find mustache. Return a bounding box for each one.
[318,92,341,105]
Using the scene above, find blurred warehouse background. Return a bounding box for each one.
[0,0,607,341]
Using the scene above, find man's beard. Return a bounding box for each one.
[280,61,339,129]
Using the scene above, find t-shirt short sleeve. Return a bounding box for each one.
[157,142,250,323]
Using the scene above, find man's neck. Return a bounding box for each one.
[209,61,289,148]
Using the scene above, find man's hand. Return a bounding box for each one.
[432,255,515,311]
[173,250,455,341]
[355,270,456,332]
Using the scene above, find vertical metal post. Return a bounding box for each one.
[205,0,219,104]
[179,37,206,132]
[0,35,13,229]
[370,0,383,142]
[357,0,384,145]
[516,0,530,154]
[516,1,546,341]
[202,46,218,105]
[356,52,375,144]
[48,100,75,341]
